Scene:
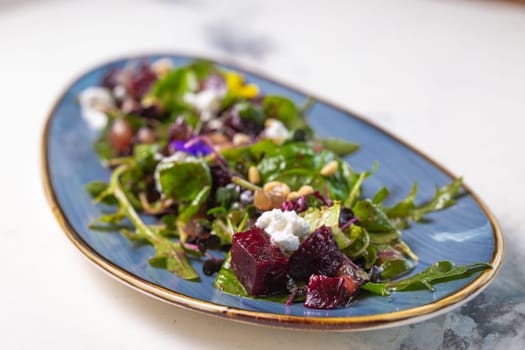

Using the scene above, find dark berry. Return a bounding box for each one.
[202,258,224,276]
[339,207,357,228]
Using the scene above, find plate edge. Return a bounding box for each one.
[40,51,505,331]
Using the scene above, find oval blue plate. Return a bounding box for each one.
[42,54,503,331]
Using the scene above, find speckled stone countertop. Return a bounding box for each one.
[1,0,524,349]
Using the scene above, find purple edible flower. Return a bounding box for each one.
[170,137,213,157]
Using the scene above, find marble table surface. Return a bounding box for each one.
[1,0,524,349]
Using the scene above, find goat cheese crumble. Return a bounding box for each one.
[255,209,310,252]
[78,87,114,130]
[184,89,226,121]
[264,119,289,141]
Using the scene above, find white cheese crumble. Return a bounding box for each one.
[153,151,188,194]
[255,209,310,252]
[78,87,114,130]
[184,89,225,121]
[264,119,289,140]
[112,85,127,101]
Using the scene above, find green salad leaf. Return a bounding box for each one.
[362,261,491,296]
[93,165,199,280]
[83,59,485,307]
[317,138,360,157]
[213,253,248,296]
[158,158,212,202]
[380,178,463,228]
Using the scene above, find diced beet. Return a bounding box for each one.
[288,225,345,281]
[231,228,289,296]
[304,274,359,309]
[336,256,367,284]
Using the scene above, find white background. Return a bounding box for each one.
[1,0,524,349]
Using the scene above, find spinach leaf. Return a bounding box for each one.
[177,186,211,224]
[361,261,491,296]
[236,101,265,126]
[213,253,248,297]
[158,158,212,202]
[150,67,198,111]
[352,199,398,234]
[379,259,415,279]
[262,95,298,128]
[343,225,370,258]
[256,142,356,200]
[133,143,160,172]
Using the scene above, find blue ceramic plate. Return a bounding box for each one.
[42,54,503,331]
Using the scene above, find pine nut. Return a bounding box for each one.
[287,191,300,201]
[233,133,251,146]
[297,185,314,196]
[263,181,291,197]
[248,166,261,184]
[254,190,272,211]
[320,160,338,177]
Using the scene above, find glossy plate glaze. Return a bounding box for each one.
[42,54,503,331]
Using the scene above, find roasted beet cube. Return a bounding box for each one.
[288,225,345,281]
[304,274,359,309]
[231,228,289,296]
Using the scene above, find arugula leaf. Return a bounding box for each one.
[384,178,463,227]
[317,138,360,157]
[94,165,199,280]
[372,187,390,204]
[85,181,117,205]
[361,261,491,296]
[412,178,463,219]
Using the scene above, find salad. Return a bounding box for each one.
[82,58,490,309]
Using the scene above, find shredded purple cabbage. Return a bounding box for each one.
[340,217,359,231]
[281,191,331,213]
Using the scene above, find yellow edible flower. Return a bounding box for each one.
[224,71,259,98]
